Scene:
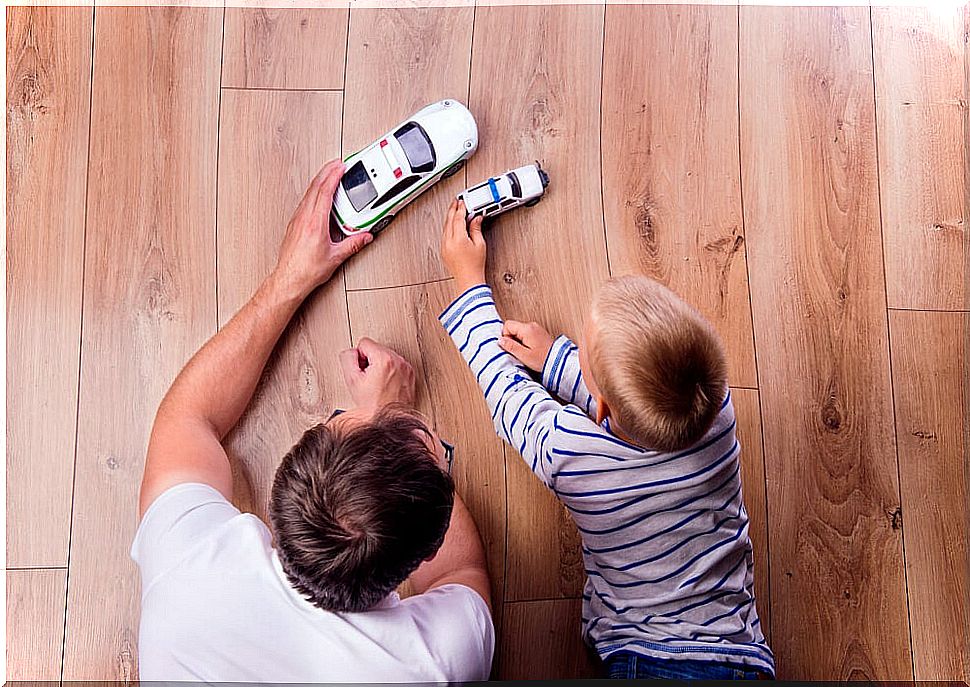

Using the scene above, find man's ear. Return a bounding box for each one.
[595,395,612,425]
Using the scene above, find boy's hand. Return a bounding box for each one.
[273,160,373,300]
[441,199,486,292]
[498,320,555,372]
[339,337,416,411]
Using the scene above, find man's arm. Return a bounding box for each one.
[408,494,491,611]
[139,161,372,518]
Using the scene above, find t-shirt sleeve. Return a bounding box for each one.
[130,482,240,593]
[405,584,496,681]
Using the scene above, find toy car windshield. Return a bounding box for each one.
[344,161,378,212]
[394,122,435,174]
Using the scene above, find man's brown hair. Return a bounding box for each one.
[590,275,727,452]
[269,407,454,612]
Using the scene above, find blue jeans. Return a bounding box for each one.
[605,651,769,680]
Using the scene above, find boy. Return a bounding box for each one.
[438,200,774,679]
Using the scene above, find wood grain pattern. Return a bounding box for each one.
[217,89,351,519]
[6,6,91,567]
[740,6,911,679]
[342,6,473,290]
[7,569,67,680]
[889,310,969,680]
[601,4,757,387]
[731,388,771,643]
[469,2,608,602]
[346,280,507,635]
[499,599,602,680]
[872,7,967,311]
[222,7,348,90]
[63,7,222,679]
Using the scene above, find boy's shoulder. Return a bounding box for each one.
[546,391,738,480]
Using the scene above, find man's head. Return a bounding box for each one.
[580,275,728,452]
[269,406,454,613]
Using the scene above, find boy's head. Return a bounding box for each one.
[581,275,728,452]
[269,406,454,613]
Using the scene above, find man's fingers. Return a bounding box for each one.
[312,161,346,218]
[333,231,373,261]
[296,160,340,217]
[338,347,363,381]
[355,337,389,364]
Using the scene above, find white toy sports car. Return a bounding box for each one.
[458,163,549,220]
[332,99,478,236]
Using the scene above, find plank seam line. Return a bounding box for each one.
[888,306,970,314]
[221,86,344,93]
[734,3,773,643]
[464,0,476,193]
[60,5,97,679]
[340,2,354,349]
[346,275,455,293]
[8,566,69,571]
[216,5,226,329]
[597,0,612,278]
[869,6,916,677]
[505,596,585,604]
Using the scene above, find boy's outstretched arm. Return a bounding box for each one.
[439,201,566,485]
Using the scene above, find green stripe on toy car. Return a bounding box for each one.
[334,153,465,231]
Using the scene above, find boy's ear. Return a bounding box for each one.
[595,396,612,425]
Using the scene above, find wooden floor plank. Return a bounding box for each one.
[740,6,911,679]
[217,89,351,519]
[341,6,473,290]
[499,599,602,680]
[872,7,967,311]
[346,280,507,641]
[468,2,608,602]
[6,569,67,680]
[889,310,969,680]
[6,6,92,567]
[601,4,757,387]
[222,7,349,90]
[64,7,222,679]
[731,388,772,643]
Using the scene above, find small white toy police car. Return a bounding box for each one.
[458,163,549,220]
[332,99,478,236]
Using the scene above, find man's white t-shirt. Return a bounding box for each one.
[131,483,495,682]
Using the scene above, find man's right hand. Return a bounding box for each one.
[339,338,416,412]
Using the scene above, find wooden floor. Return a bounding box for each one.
[6,3,969,681]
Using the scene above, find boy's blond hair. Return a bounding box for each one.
[589,275,728,452]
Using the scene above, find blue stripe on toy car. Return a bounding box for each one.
[487,178,500,203]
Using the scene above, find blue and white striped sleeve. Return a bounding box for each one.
[439,284,564,486]
[541,335,596,420]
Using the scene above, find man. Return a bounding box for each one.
[133,160,494,682]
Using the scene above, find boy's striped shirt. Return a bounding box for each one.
[440,285,774,674]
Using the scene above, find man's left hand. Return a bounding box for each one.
[273,159,373,300]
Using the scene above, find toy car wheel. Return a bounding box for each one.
[524,197,541,207]
[442,160,465,179]
[372,215,395,235]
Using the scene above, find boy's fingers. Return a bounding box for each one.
[469,215,485,246]
[444,199,459,239]
[498,336,529,360]
[503,320,525,340]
